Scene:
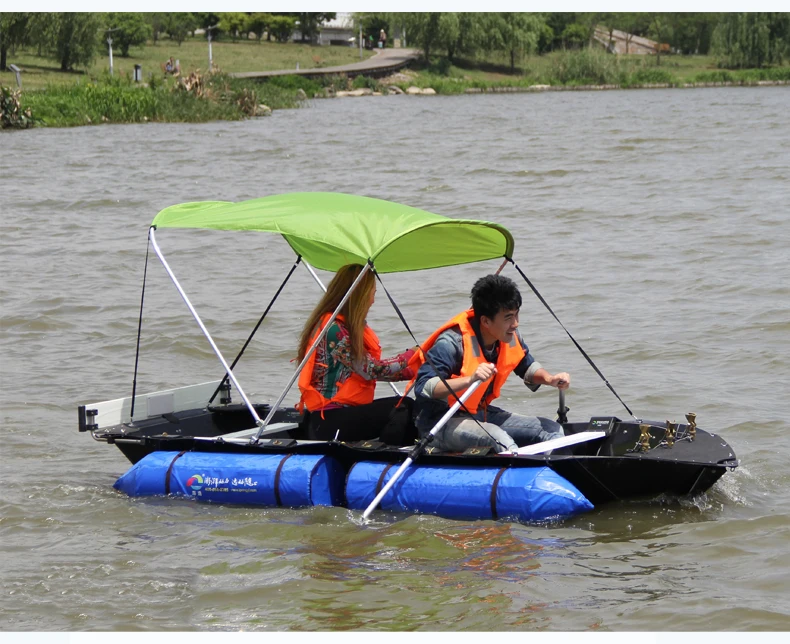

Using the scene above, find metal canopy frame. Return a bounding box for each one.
[145,200,636,451]
[149,226,382,443]
[149,227,263,427]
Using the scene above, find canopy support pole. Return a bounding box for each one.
[149,227,263,428]
[207,255,303,405]
[508,258,637,421]
[129,230,152,421]
[302,260,325,291]
[251,262,374,443]
[302,260,402,398]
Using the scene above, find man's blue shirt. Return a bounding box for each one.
[413,321,541,426]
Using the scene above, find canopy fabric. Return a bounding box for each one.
[151,192,514,273]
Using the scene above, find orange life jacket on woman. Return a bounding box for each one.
[409,309,525,415]
[297,313,382,412]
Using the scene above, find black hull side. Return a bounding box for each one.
[96,408,737,506]
[108,434,732,506]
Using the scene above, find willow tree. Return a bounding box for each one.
[399,13,443,61]
[53,13,101,71]
[711,12,790,68]
[0,13,30,72]
[483,13,546,72]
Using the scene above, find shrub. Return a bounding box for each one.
[549,49,624,85]
[21,73,243,127]
[691,70,735,83]
[265,74,322,95]
[628,68,676,85]
[1,86,35,129]
[736,67,790,81]
[351,75,381,91]
[318,73,351,92]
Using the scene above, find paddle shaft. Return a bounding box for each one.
[362,380,482,520]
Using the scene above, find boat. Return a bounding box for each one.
[78,193,739,520]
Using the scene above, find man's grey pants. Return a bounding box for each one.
[416,404,564,453]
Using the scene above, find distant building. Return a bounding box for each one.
[318,12,356,46]
[292,12,356,46]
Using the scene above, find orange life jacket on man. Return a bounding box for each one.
[297,313,382,412]
[409,309,525,415]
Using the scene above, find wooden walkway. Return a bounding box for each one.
[230,48,420,80]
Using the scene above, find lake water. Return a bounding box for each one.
[1,87,789,631]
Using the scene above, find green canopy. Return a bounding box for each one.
[151,192,514,273]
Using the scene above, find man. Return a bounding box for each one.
[412,274,570,453]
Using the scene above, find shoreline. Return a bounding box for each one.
[460,79,790,93]
[3,77,788,130]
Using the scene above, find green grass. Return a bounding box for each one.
[16,72,310,128]
[389,50,789,93]
[0,36,374,90]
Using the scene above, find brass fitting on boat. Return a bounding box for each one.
[665,420,676,447]
[638,424,651,452]
[685,412,697,440]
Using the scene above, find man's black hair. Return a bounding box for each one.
[470,274,522,320]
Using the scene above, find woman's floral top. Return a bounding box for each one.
[311,320,415,403]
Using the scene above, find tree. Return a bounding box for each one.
[561,23,589,50]
[269,16,296,43]
[400,13,443,61]
[0,12,30,72]
[484,13,545,72]
[355,12,390,48]
[219,12,248,42]
[711,12,790,68]
[576,12,607,48]
[668,13,720,55]
[647,13,673,65]
[247,13,273,43]
[106,13,152,57]
[53,13,101,71]
[193,12,222,39]
[546,13,579,50]
[452,13,489,61]
[536,21,555,54]
[609,13,650,54]
[288,12,336,44]
[27,12,60,57]
[147,13,166,44]
[164,13,197,46]
[435,13,461,61]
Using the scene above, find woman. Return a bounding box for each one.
[296,264,418,443]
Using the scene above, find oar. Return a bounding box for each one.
[362,380,482,520]
[514,431,606,455]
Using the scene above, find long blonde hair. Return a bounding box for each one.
[297,264,376,364]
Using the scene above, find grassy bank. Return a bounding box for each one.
[380,50,790,94]
[5,47,788,129]
[0,37,373,91]
[9,73,311,128]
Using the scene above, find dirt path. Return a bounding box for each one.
[230,48,420,80]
